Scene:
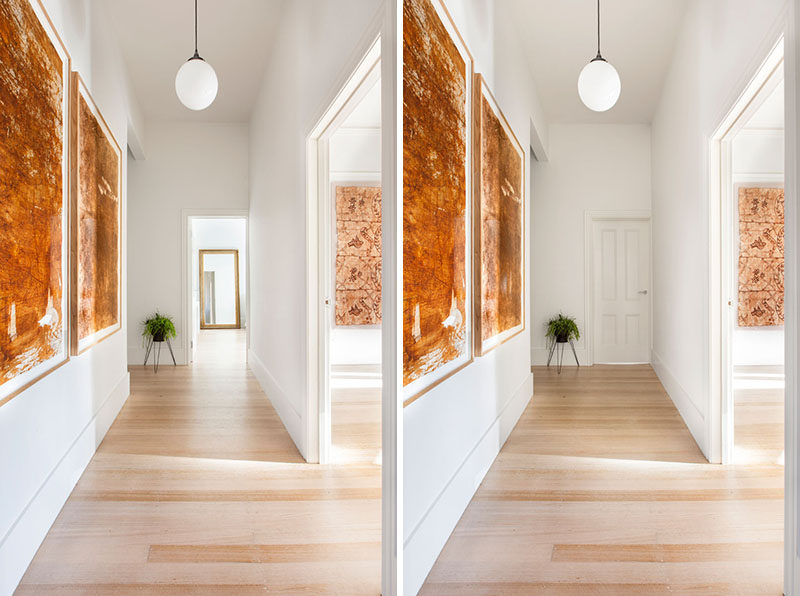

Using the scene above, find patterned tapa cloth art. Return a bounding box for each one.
[335,186,382,325]
[738,187,784,327]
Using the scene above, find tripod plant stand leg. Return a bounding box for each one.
[154,342,161,373]
[546,338,557,367]
[166,338,177,365]
[143,337,153,366]
[557,342,564,374]
[569,339,580,367]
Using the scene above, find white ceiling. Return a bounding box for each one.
[103,0,284,123]
[506,0,689,124]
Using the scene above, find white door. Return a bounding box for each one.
[592,218,651,363]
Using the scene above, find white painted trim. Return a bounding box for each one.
[382,3,400,594]
[0,371,130,596]
[733,173,786,184]
[652,350,707,455]
[787,1,798,592]
[583,210,652,367]
[247,348,304,455]
[180,209,249,366]
[403,374,533,595]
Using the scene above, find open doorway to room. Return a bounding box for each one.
[711,40,785,467]
[188,215,248,367]
[729,75,785,466]
[307,38,382,468]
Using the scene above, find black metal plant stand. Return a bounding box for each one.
[546,338,580,374]
[143,337,177,372]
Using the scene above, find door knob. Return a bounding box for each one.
[638,290,648,295]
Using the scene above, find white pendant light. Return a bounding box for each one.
[175,0,218,111]
[578,0,621,112]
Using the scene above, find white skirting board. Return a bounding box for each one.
[247,348,305,460]
[404,373,533,595]
[651,350,708,459]
[0,372,130,596]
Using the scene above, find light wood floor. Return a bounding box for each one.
[734,365,785,466]
[420,365,784,595]
[331,364,382,466]
[16,330,381,595]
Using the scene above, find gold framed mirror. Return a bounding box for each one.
[199,249,241,329]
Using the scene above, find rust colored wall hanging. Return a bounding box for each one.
[472,74,525,356]
[738,186,784,327]
[335,185,382,326]
[0,0,71,406]
[71,73,122,354]
[403,0,473,404]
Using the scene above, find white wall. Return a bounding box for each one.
[531,124,652,365]
[127,122,249,364]
[732,130,785,367]
[330,128,382,366]
[651,0,787,458]
[247,0,384,457]
[0,2,138,594]
[403,2,547,593]
[192,218,248,334]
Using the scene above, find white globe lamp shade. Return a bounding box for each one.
[578,58,621,112]
[175,56,218,111]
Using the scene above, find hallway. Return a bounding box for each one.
[420,366,783,595]
[15,331,381,595]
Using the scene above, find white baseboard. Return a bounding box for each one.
[531,345,588,366]
[247,349,305,459]
[651,349,708,459]
[0,372,130,596]
[404,373,533,596]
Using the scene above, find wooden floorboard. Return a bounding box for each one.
[420,364,784,595]
[15,330,381,595]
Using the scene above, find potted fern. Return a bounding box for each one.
[546,313,580,344]
[143,312,177,343]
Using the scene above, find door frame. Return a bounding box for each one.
[181,209,249,364]
[584,210,653,366]
[305,38,381,466]
[710,40,784,466]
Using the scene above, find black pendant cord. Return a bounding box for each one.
[193,0,199,58]
[596,0,602,59]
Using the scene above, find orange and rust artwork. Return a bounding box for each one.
[738,187,784,327]
[335,185,382,326]
[475,82,524,353]
[403,0,470,390]
[76,86,121,348]
[0,0,68,396]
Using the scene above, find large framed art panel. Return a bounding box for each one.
[472,74,525,356]
[0,0,71,406]
[334,183,382,327]
[403,0,473,405]
[70,73,123,355]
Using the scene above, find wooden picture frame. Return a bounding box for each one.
[472,73,526,356]
[70,72,123,355]
[402,0,474,406]
[0,0,72,406]
[199,249,241,329]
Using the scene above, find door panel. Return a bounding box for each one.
[593,219,651,363]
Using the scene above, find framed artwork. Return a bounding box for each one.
[199,249,241,329]
[472,74,525,355]
[334,184,382,327]
[403,0,473,405]
[737,186,784,327]
[0,0,71,406]
[71,73,123,355]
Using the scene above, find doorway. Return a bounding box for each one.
[586,212,652,364]
[186,215,248,366]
